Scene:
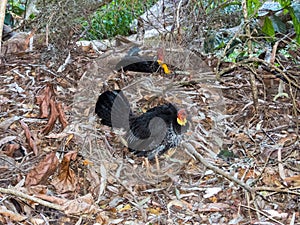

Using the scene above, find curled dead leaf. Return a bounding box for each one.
[36,85,53,118]
[41,98,59,134]
[56,102,68,129]
[20,120,38,155]
[51,151,78,193]
[2,142,21,158]
[25,152,59,186]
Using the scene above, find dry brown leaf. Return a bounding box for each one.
[198,203,230,212]
[2,142,21,157]
[51,151,78,193]
[56,77,71,88]
[25,152,59,186]
[278,133,297,147]
[27,185,48,195]
[62,193,99,215]
[83,159,94,166]
[285,175,300,186]
[235,133,251,143]
[95,212,109,224]
[238,168,258,181]
[20,120,38,155]
[36,85,53,119]
[2,32,30,54]
[147,207,161,215]
[0,206,27,222]
[262,168,282,187]
[41,98,59,134]
[86,166,100,195]
[34,193,67,205]
[56,102,68,129]
[167,199,192,214]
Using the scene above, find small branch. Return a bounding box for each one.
[240,204,285,225]
[246,65,259,111]
[254,186,300,196]
[183,142,253,193]
[0,187,64,211]
[218,57,300,90]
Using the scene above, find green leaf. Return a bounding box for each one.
[287,6,300,44]
[4,13,14,26]
[247,0,261,16]
[270,15,287,33]
[262,16,275,37]
[278,0,291,8]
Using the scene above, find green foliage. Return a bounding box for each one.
[278,41,299,63]
[5,0,26,26]
[9,0,25,16]
[258,1,300,44]
[262,17,275,38]
[246,0,261,16]
[278,0,291,8]
[286,5,300,43]
[83,0,155,40]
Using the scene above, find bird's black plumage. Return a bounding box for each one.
[95,90,189,160]
[115,46,171,74]
[116,56,162,73]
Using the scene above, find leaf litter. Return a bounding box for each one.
[0,43,299,224]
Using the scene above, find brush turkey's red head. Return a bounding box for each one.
[177,109,187,126]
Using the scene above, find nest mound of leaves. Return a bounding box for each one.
[0,42,299,224]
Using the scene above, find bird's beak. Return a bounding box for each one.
[177,117,187,126]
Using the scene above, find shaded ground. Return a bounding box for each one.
[0,45,299,224]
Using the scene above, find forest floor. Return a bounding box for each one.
[0,43,299,225]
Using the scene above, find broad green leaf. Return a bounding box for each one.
[287,6,300,44]
[262,16,275,37]
[270,15,287,33]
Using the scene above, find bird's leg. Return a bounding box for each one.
[143,158,153,178]
[155,154,160,172]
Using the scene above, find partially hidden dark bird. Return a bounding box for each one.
[95,90,189,160]
[115,47,171,74]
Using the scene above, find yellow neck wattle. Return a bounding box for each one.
[177,117,187,126]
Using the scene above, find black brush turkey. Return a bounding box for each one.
[115,47,171,74]
[95,90,189,160]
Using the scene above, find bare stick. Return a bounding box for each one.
[0,187,64,211]
[240,204,285,225]
[183,142,253,193]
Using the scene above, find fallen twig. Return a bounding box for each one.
[183,142,253,193]
[0,187,64,211]
[240,204,285,225]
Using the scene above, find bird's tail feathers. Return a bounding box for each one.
[95,90,133,128]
